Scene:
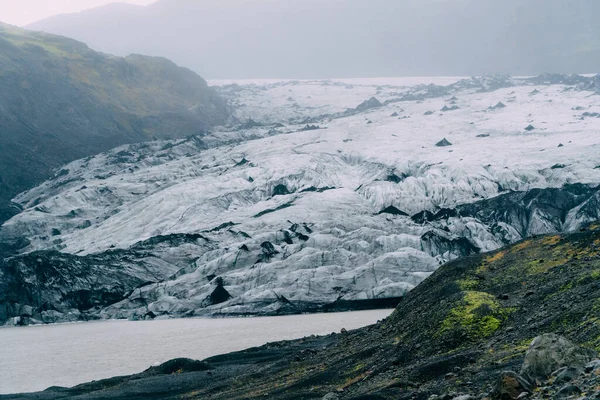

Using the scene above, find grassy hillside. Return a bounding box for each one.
[13,223,599,399]
[0,23,228,223]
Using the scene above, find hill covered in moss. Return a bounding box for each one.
[8,224,599,399]
[0,23,228,223]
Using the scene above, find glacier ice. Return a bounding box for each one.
[1,75,600,324]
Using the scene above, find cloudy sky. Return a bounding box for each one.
[0,0,156,26]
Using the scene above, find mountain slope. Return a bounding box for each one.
[0,23,228,223]
[7,224,600,399]
[1,75,600,325]
[27,0,600,79]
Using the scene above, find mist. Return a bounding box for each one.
[28,0,600,79]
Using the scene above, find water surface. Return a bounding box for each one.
[0,310,392,394]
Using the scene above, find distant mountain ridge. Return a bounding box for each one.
[27,0,600,79]
[0,23,229,223]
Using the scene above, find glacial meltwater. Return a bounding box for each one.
[0,310,392,394]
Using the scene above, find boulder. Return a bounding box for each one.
[520,334,594,384]
[585,360,600,373]
[436,138,453,147]
[554,384,581,398]
[144,358,212,376]
[550,366,581,385]
[492,371,532,400]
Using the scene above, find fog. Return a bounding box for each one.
[24,0,600,79]
[0,0,156,26]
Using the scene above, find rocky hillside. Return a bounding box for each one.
[0,23,228,223]
[1,75,599,325]
[6,224,599,399]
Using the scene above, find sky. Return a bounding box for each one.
[0,0,156,26]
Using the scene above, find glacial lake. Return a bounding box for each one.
[0,309,393,395]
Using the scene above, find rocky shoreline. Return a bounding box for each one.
[4,224,599,399]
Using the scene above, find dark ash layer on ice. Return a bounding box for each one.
[1,183,599,326]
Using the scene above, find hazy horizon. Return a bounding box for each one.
[0,0,156,26]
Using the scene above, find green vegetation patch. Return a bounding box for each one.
[439,291,511,339]
[457,277,479,291]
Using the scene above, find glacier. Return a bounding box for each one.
[1,75,600,325]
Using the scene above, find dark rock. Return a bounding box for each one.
[424,111,434,116]
[209,221,237,232]
[300,124,321,131]
[281,230,294,245]
[144,358,212,376]
[260,241,279,258]
[436,138,453,147]
[490,101,507,110]
[525,125,535,131]
[441,105,460,112]
[492,371,532,400]
[297,232,309,241]
[391,112,399,117]
[553,384,581,399]
[235,158,249,166]
[209,280,232,305]
[272,184,291,196]
[551,366,582,385]
[144,311,156,320]
[582,112,600,118]
[378,205,409,216]
[385,173,406,183]
[585,360,600,373]
[355,97,382,111]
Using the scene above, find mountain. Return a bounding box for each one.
[1,74,600,325]
[0,23,229,224]
[6,224,600,399]
[27,0,600,79]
